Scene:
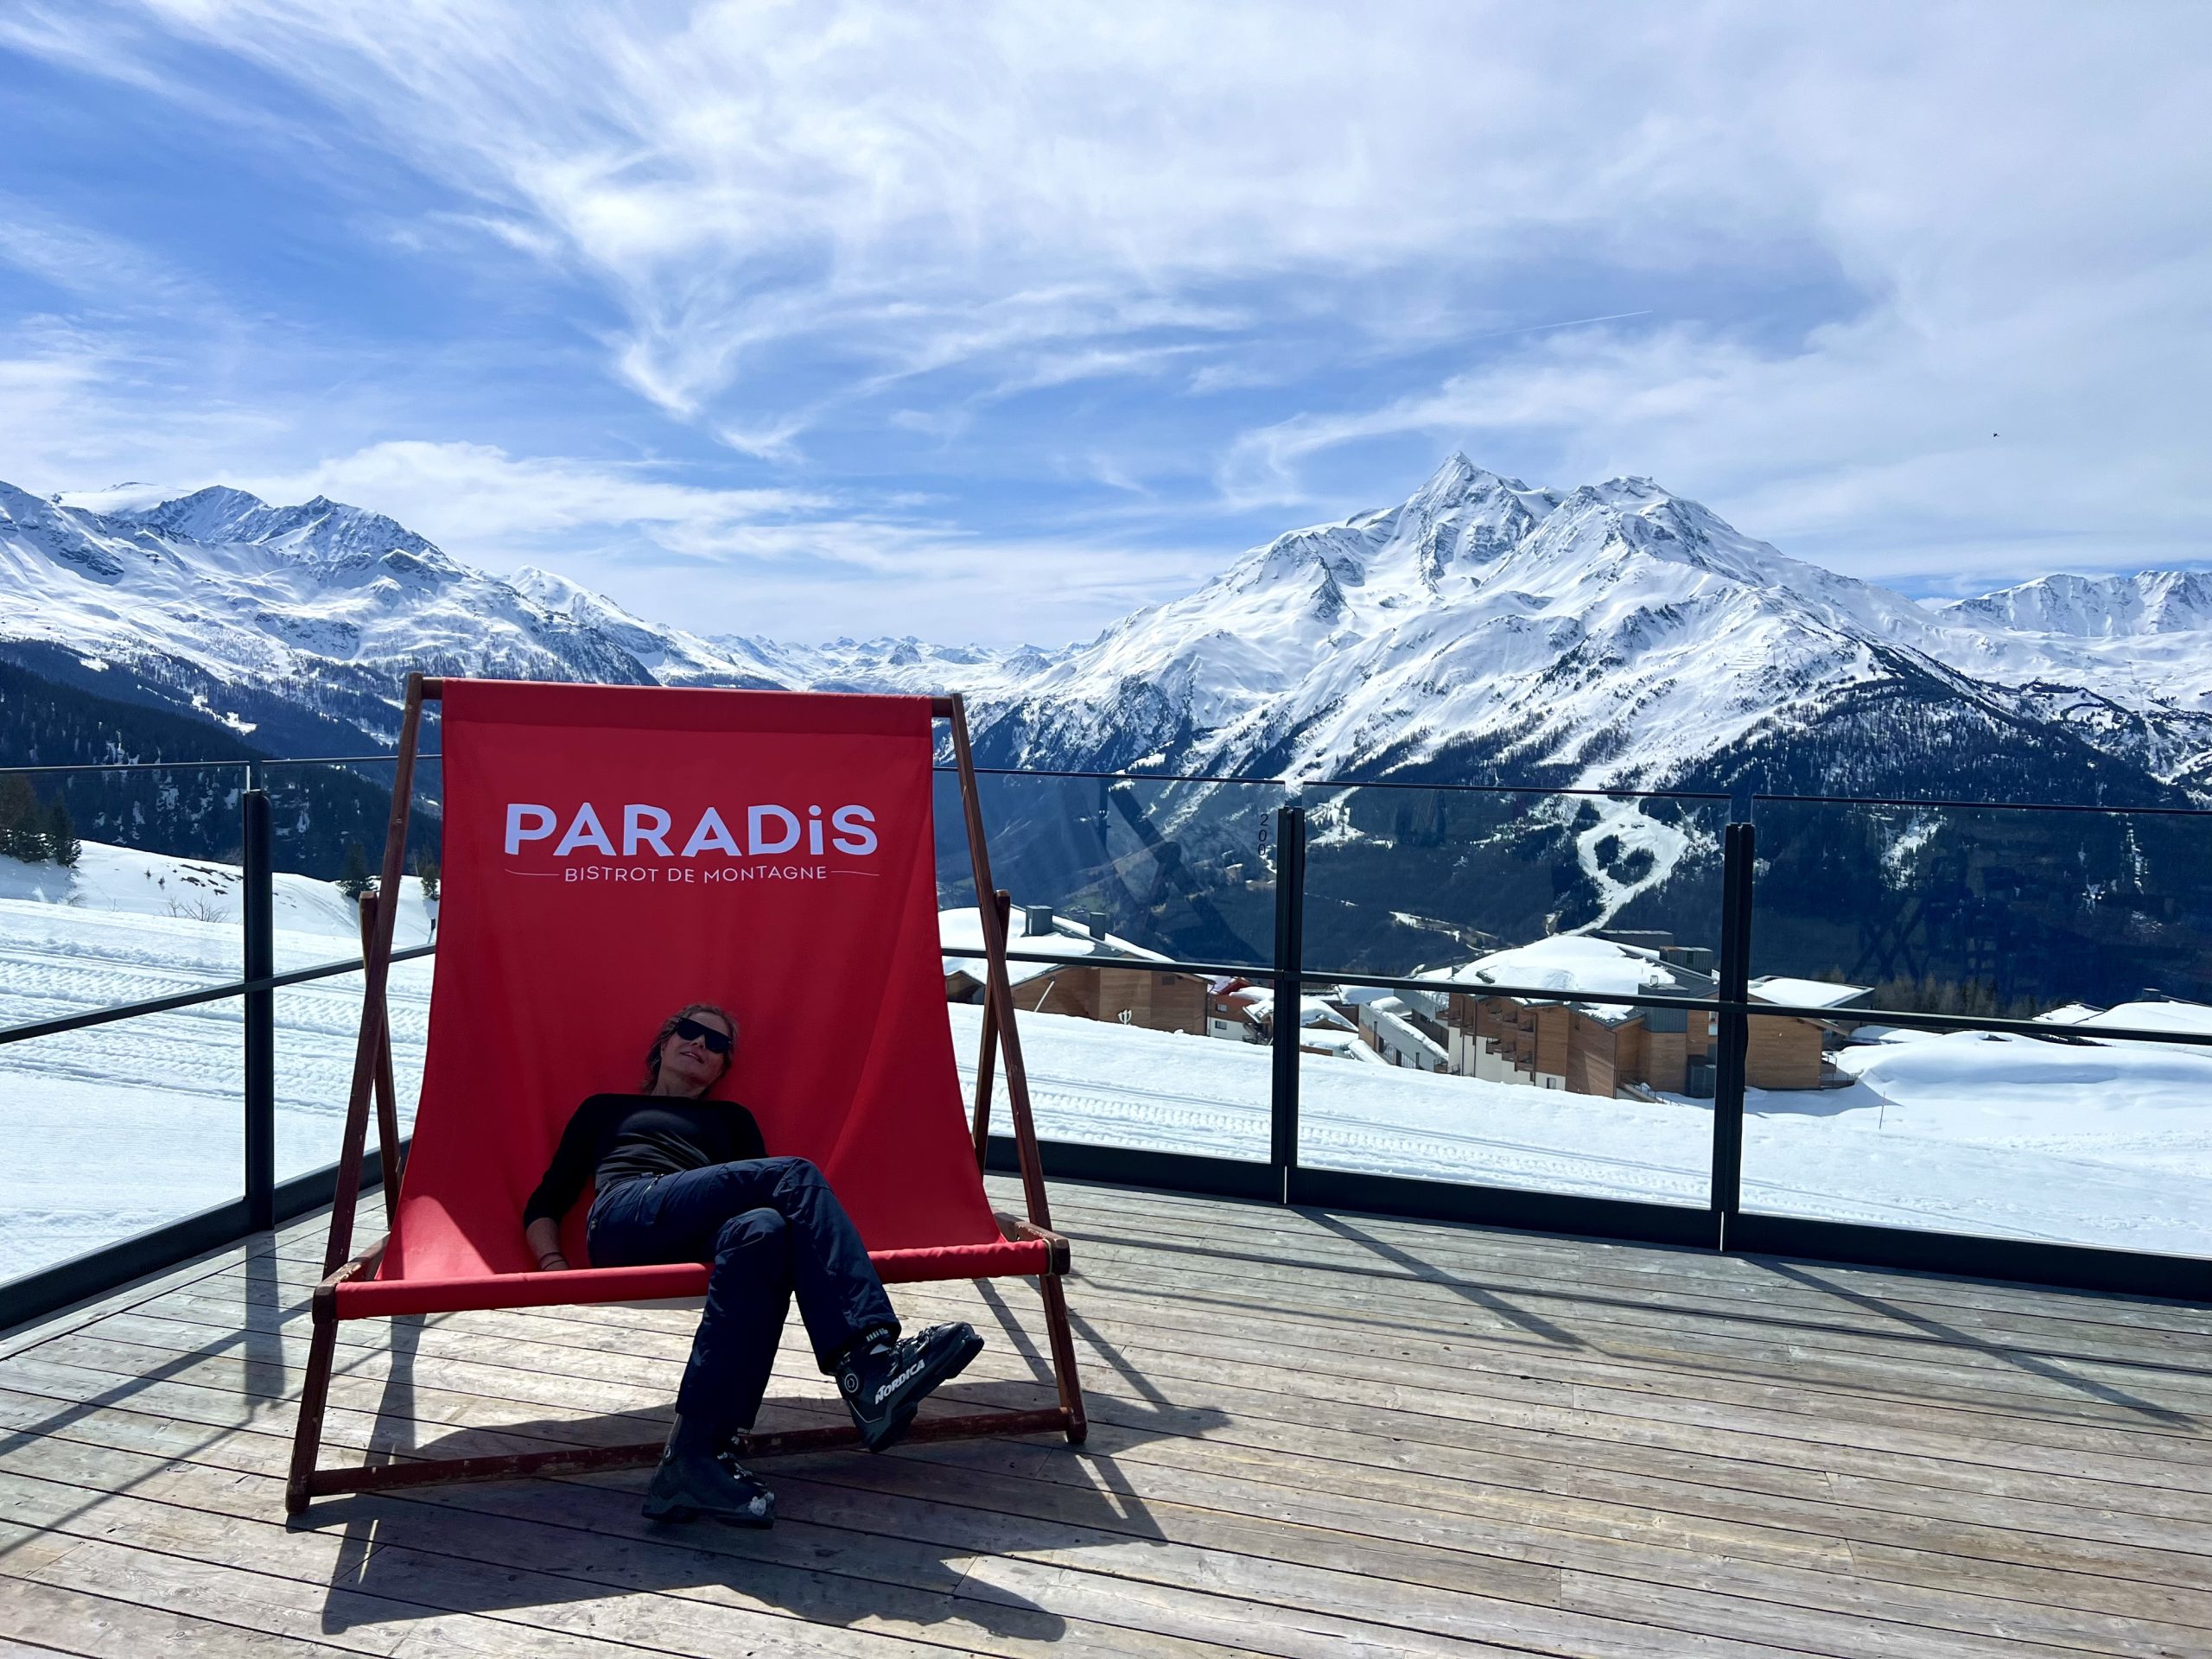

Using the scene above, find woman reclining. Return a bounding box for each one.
[522,1001,983,1526]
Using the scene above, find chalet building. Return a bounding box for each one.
[1745,976,1874,1089]
[940,903,1210,1036]
[1336,984,1453,1071]
[1414,936,1866,1097]
[1208,976,1365,1055]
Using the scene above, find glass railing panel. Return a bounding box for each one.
[1737,1005,2212,1255]
[272,958,435,1186]
[1295,785,1728,1205]
[263,758,442,973]
[934,767,1285,1161]
[1743,798,2212,1254]
[0,1000,245,1281]
[1,762,257,1019]
[936,768,1285,969]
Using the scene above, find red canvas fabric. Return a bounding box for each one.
[363,679,1013,1307]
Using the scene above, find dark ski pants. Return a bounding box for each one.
[587,1156,897,1439]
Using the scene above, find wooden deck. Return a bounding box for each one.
[3,1176,2211,1657]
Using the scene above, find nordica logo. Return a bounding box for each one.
[505,803,880,859]
[874,1359,925,1404]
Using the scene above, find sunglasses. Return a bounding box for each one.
[670,1016,734,1056]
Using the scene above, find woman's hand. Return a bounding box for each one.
[524,1216,570,1274]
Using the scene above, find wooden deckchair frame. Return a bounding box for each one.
[286,673,1086,1514]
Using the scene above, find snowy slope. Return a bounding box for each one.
[952,1003,2212,1255]
[0,838,436,1277]
[9,863,2202,1281]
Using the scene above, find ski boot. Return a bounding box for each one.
[836,1321,985,1452]
[641,1414,776,1526]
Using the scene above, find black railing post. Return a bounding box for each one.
[1709,819,1755,1245]
[242,785,276,1232]
[1268,804,1307,1199]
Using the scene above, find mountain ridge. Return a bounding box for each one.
[4,460,2210,804]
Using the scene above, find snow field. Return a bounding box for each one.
[2,843,434,1279]
[948,1004,2212,1256]
[7,837,2211,1281]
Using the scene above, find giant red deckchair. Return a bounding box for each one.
[286,674,1084,1513]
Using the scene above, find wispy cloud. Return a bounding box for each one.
[4,1,2209,631]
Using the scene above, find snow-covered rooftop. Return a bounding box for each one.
[938,905,1169,988]
[1748,976,1872,1012]
[2074,999,2212,1038]
[1421,934,1711,1023]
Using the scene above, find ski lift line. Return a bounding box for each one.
[0,944,436,1049]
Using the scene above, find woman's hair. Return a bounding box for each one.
[641,1001,741,1092]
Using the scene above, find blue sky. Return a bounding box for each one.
[3,3,2209,645]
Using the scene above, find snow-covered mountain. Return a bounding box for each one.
[0,480,1037,754]
[11,457,2212,978]
[7,458,2212,804]
[962,454,2212,801]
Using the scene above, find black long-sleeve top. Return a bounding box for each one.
[523,1093,766,1226]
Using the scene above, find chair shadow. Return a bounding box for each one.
[309,1265,1232,1640]
[311,1370,1217,1640]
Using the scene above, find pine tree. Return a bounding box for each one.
[43,796,80,868]
[0,773,48,862]
[415,854,440,904]
[337,839,373,902]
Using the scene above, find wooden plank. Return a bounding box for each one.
[1033,1198,2212,1363]
[1034,1181,2212,1337]
[140,1264,2212,1529]
[14,1179,2212,1659]
[229,1244,2212,1471]
[253,1221,2212,1445]
[234,1249,2212,1506]
[143,1269,2212,1578]
[39,1272,2212,1595]
[0,1404,1499,1659]
[0,1425,1811,1659]
[17,1292,2212,1628]
[0,1565,358,1658]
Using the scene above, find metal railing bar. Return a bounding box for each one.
[931,762,1730,801]
[0,753,443,777]
[945,944,1276,982]
[1752,790,2212,817]
[1314,966,2212,1048]
[10,747,2209,815]
[257,753,444,768]
[0,945,436,1048]
[2,758,255,775]
[941,947,2212,1048]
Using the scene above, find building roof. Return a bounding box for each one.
[1230,986,1357,1032]
[1361,1000,1450,1068]
[939,905,1170,989]
[1748,976,1872,1012]
[2072,998,2212,1038]
[1297,1026,1383,1062]
[1421,934,1714,1027]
